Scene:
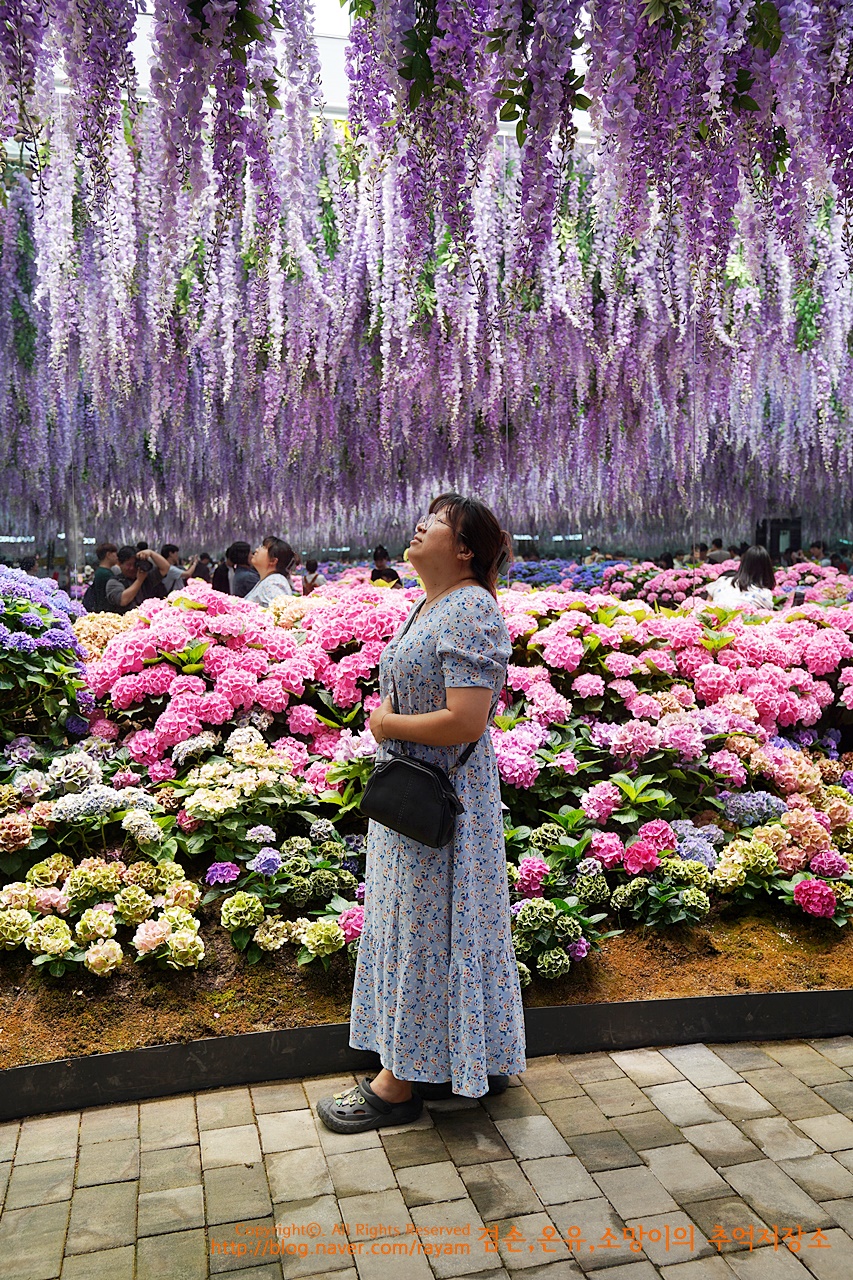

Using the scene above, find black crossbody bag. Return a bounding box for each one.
[359,602,490,849]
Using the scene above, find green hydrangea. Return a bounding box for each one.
[25,860,60,888]
[611,878,650,911]
[220,892,265,931]
[739,840,777,877]
[164,881,202,911]
[660,858,712,890]
[92,865,123,895]
[574,873,610,904]
[84,939,123,976]
[529,823,565,851]
[281,836,312,857]
[553,913,583,942]
[43,852,74,882]
[122,861,160,892]
[0,784,19,814]
[75,908,117,944]
[161,906,201,934]
[515,898,558,931]
[114,886,154,925]
[166,929,205,968]
[833,827,853,856]
[0,908,34,949]
[681,887,711,916]
[506,863,519,884]
[282,855,312,877]
[284,875,312,906]
[25,916,75,956]
[254,917,291,952]
[336,869,359,896]
[347,939,361,967]
[309,869,339,900]
[512,932,534,957]
[833,880,853,903]
[536,947,572,980]
[517,961,532,988]
[302,919,346,956]
[318,840,343,860]
[712,860,747,892]
[153,860,185,890]
[64,868,99,913]
[0,881,36,911]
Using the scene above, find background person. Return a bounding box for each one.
[245,537,296,606]
[706,538,728,563]
[105,547,171,613]
[317,492,525,1133]
[83,543,118,612]
[229,542,260,597]
[302,558,326,594]
[706,544,776,611]
[371,544,401,586]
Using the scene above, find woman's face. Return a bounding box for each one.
[251,544,274,576]
[408,508,468,575]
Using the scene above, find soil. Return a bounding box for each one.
[3,904,853,1069]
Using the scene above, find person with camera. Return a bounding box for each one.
[316,493,526,1134]
[104,546,171,614]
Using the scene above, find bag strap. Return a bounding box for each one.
[388,599,499,772]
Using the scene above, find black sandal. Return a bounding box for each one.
[414,1074,511,1101]
[316,1077,424,1133]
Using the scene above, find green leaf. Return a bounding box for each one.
[231,927,250,952]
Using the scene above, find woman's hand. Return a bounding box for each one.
[369,696,394,743]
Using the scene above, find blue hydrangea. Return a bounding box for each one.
[722,791,787,827]
[247,848,283,876]
[341,856,360,876]
[675,833,718,869]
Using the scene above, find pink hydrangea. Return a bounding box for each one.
[126,730,162,765]
[694,663,738,703]
[288,704,323,736]
[636,821,677,853]
[604,652,639,678]
[571,675,604,696]
[552,750,579,775]
[609,720,662,760]
[177,809,203,833]
[809,850,850,879]
[708,750,747,786]
[89,717,120,741]
[659,718,705,761]
[539,632,584,672]
[623,839,661,875]
[170,675,207,699]
[627,694,662,720]
[198,692,235,725]
[581,781,621,824]
[33,886,69,915]
[793,878,838,918]
[112,769,140,789]
[588,831,624,869]
[777,846,809,874]
[337,906,364,943]
[272,737,311,774]
[517,856,549,897]
[148,759,176,784]
[133,918,172,952]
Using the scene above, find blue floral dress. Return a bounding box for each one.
[349,584,527,1097]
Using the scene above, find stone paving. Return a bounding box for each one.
[5,1038,853,1279]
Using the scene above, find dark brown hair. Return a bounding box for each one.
[263,536,296,577]
[734,544,776,593]
[429,493,512,598]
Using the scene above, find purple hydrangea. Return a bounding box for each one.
[722,791,787,828]
[355,881,365,902]
[205,861,241,885]
[76,690,96,715]
[4,736,37,763]
[510,900,526,916]
[576,857,602,877]
[809,850,850,879]
[567,937,590,960]
[19,610,43,629]
[65,715,89,737]
[246,824,277,843]
[341,856,360,875]
[842,771,853,795]
[247,848,283,876]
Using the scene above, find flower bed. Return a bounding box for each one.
[4,573,853,997]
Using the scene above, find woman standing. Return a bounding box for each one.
[317,494,526,1133]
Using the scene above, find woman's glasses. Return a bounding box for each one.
[415,512,447,532]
